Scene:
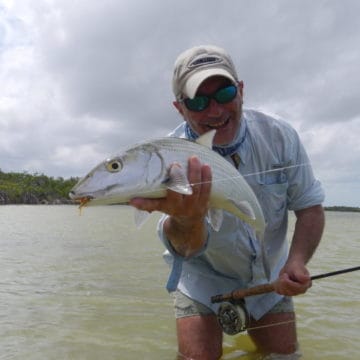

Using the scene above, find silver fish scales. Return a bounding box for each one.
[70,130,265,239]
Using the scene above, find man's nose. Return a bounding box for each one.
[207,99,222,116]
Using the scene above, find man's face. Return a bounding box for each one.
[174,76,244,145]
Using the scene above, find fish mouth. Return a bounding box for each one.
[77,196,93,208]
[69,192,94,208]
[206,117,230,130]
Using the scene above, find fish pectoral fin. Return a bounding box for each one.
[207,208,223,232]
[229,199,256,220]
[195,130,216,149]
[165,163,193,195]
[134,209,150,228]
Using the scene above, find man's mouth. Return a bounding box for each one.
[206,118,230,129]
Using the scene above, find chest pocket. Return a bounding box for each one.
[253,170,288,231]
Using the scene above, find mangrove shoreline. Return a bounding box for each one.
[0,170,359,211]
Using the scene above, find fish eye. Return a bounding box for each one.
[106,159,122,173]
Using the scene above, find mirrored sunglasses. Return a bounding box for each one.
[182,85,237,112]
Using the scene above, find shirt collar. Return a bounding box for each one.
[184,113,248,159]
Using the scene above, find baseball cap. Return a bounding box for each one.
[172,45,239,100]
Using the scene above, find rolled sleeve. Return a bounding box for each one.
[286,131,325,210]
[288,179,325,211]
[157,214,210,292]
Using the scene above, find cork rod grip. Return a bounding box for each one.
[211,282,275,303]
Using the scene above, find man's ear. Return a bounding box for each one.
[173,100,184,116]
[238,81,244,98]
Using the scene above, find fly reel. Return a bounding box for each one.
[217,300,249,335]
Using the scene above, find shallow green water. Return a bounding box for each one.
[0,206,359,359]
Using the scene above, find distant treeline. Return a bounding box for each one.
[1,170,359,210]
[324,206,360,213]
[0,170,78,205]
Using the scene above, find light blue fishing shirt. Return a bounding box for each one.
[157,109,325,320]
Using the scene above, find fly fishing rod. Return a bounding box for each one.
[211,265,360,303]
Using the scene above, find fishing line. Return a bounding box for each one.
[187,162,311,188]
[243,163,310,178]
[98,162,311,199]
[246,319,296,332]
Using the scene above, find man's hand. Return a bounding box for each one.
[274,261,312,296]
[130,156,212,257]
[274,205,324,296]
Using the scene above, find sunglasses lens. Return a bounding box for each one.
[215,85,237,103]
[184,96,209,111]
[183,85,237,111]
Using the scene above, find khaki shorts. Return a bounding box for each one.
[173,289,294,319]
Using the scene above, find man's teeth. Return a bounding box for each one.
[207,119,228,128]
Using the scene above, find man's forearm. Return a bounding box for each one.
[288,205,325,265]
[163,216,208,258]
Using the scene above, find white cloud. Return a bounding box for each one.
[1,0,360,205]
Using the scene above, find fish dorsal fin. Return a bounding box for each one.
[195,130,216,149]
[165,163,193,195]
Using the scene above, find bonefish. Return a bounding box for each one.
[69,130,266,248]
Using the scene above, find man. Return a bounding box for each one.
[130,45,325,359]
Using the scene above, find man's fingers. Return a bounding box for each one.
[195,163,211,205]
[275,272,311,296]
[187,156,202,195]
[130,156,212,219]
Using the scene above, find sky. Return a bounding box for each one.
[0,0,359,206]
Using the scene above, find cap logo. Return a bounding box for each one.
[188,55,223,68]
